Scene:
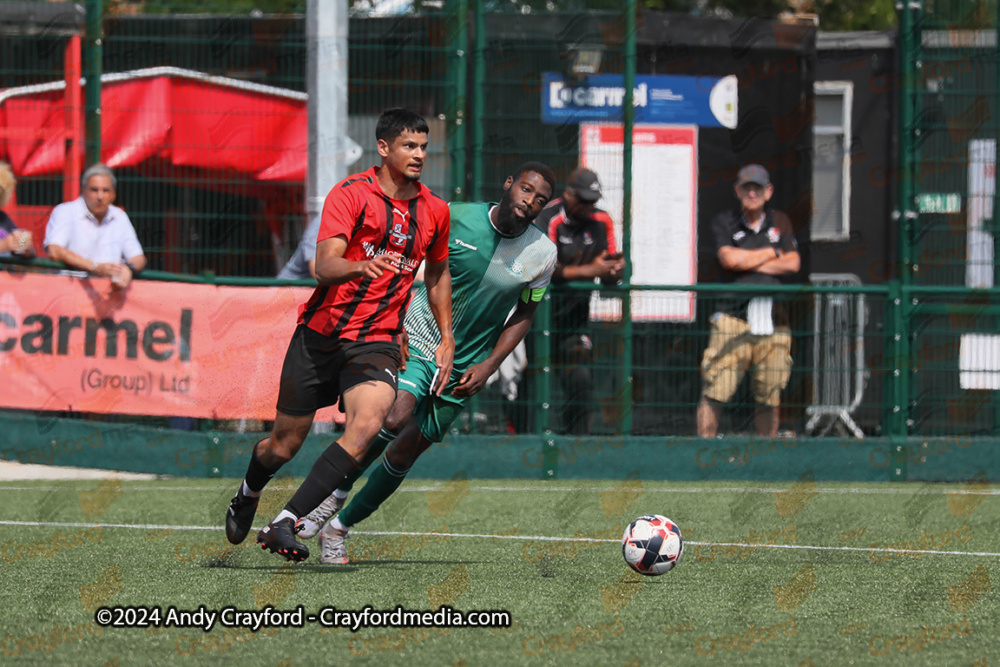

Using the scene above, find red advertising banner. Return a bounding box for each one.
[0,272,338,421]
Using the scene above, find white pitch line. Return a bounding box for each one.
[353,532,1000,557]
[1,485,998,496]
[701,541,1000,558]
[0,485,292,492]
[2,520,999,558]
[402,486,1000,496]
[0,520,219,531]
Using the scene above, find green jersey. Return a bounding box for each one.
[405,202,557,371]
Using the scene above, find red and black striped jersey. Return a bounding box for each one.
[537,199,618,263]
[298,166,451,341]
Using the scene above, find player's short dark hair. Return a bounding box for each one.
[376,108,430,145]
[511,161,556,196]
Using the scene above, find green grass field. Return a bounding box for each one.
[0,475,997,665]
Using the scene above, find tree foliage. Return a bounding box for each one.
[113,0,900,30]
[808,0,897,30]
[498,0,897,30]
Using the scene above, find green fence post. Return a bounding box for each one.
[471,0,485,202]
[207,434,223,478]
[619,0,637,436]
[886,280,908,480]
[993,6,1000,438]
[84,0,103,166]
[534,293,556,478]
[891,0,921,479]
[446,0,468,202]
[622,0,639,435]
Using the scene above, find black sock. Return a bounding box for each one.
[243,439,281,493]
[341,427,397,492]
[284,442,357,517]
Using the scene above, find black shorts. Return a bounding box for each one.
[276,324,401,416]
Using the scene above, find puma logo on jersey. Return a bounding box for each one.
[384,368,397,382]
[455,239,478,250]
[392,208,410,222]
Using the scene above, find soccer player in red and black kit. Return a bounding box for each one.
[224,108,454,562]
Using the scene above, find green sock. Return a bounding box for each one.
[340,427,396,493]
[338,457,410,527]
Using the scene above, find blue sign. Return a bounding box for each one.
[541,73,737,129]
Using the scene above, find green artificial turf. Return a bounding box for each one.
[0,477,997,665]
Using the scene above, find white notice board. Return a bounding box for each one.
[580,123,698,321]
[967,139,995,288]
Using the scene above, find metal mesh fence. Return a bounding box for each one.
[473,11,627,198]
[5,1,999,443]
[465,282,890,439]
[895,1,1000,440]
[0,1,460,278]
[907,2,998,287]
[908,290,1000,436]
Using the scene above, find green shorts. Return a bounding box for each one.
[398,349,467,443]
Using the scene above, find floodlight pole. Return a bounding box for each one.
[307,0,350,221]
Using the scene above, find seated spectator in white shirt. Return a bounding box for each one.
[44,164,146,288]
[276,214,320,280]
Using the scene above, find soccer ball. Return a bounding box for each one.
[621,514,683,576]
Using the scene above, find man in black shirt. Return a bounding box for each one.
[536,168,625,434]
[697,164,800,437]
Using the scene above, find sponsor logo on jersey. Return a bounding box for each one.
[361,241,419,272]
[733,230,747,242]
[455,239,478,250]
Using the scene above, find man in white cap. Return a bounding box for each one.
[697,164,800,438]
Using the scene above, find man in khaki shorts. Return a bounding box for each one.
[697,164,801,437]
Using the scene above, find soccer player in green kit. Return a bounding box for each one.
[296,162,558,564]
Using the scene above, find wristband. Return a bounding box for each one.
[124,261,139,276]
[773,247,779,258]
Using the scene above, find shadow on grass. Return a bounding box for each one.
[347,559,484,566]
[199,550,481,571]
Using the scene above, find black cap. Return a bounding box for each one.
[736,164,770,187]
[567,168,602,202]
